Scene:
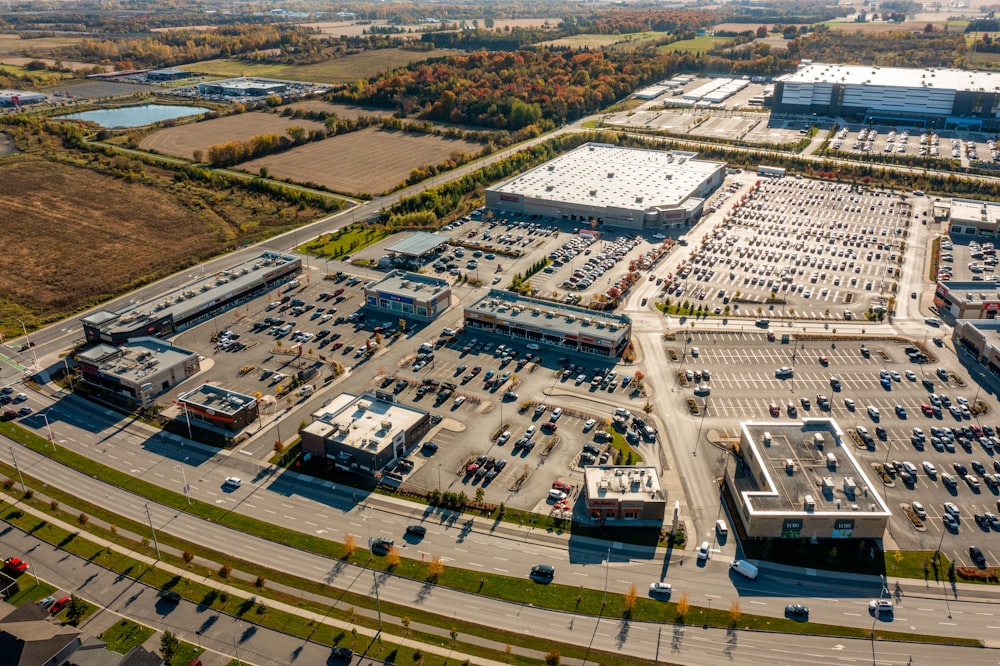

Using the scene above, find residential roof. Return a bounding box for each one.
[385,232,449,258]
[735,419,891,517]
[778,62,1000,92]
[486,143,724,215]
[0,601,80,666]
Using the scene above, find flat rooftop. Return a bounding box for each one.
[77,336,195,382]
[306,392,426,454]
[204,77,286,90]
[949,198,1000,225]
[83,251,300,333]
[487,143,724,213]
[467,289,631,341]
[366,270,450,297]
[385,232,449,258]
[584,466,664,502]
[179,384,256,417]
[779,62,1000,93]
[940,280,1000,303]
[737,419,890,517]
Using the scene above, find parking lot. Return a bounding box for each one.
[365,330,651,514]
[169,271,413,406]
[831,125,1000,168]
[659,176,913,319]
[668,330,1000,568]
[354,211,675,307]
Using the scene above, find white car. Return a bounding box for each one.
[454,396,466,407]
[548,489,567,501]
[697,541,710,561]
[922,461,937,475]
[867,405,880,420]
[905,370,916,381]
[845,398,856,410]
[649,581,672,596]
[526,343,541,351]
[223,477,243,489]
[944,502,961,516]
[583,419,596,431]
[525,425,536,437]
[911,501,927,519]
[869,599,894,615]
[551,407,563,420]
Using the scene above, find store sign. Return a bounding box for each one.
[781,518,802,538]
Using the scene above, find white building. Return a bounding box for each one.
[484,143,726,230]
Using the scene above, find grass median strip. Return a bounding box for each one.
[0,422,984,654]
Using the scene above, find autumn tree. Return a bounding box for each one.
[624,583,638,613]
[428,555,444,580]
[675,592,690,621]
[729,600,742,626]
[386,545,401,568]
[343,534,356,558]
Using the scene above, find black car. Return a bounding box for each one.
[530,564,555,579]
[971,546,987,567]
[785,604,810,619]
[405,525,427,538]
[332,646,354,661]
[370,538,394,554]
[158,589,181,603]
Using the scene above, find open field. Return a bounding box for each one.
[541,30,666,50]
[302,18,559,38]
[0,152,324,333]
[0,56,103,72]
[184,48,463,85]
[283,100,392,119]
[0,63,77,86]
[240,127,481,194]
[138,111,327,160]
[40,79,152,98]
[0,157,220,319]
[0,33,83,57]
[658,35,732,53]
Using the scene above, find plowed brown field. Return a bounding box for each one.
[239,127,481,194]
[139,112,326,160]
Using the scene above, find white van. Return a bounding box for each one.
[298,384,314,397]
[730,559,758,580]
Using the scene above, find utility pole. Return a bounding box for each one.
[144,504,161,561]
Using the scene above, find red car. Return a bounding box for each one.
[769,403,780,417]
[767,331,775,342]
[552,481,572,493]
[331,342,343,351]
[818,356,829,366]
[921,404,934,417]
[49,596,70,615]
[3,557,28,574]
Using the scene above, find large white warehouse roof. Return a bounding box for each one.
[779,62,1000,92]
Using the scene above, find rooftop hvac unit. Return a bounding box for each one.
[785,459,794,473]
[822,477,834,490]
[804,495,815,510]
[358,402,370,411]
[380,420,392,430]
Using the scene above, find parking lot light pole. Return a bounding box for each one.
[14,317,37,372]
[175,458,191,506]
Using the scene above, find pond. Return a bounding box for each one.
[58,104,209,128]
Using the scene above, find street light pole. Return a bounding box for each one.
[366,506,384,632]
[175,458,191,506]
[40,413,55,451]
[144,503,161,561]
[14,318,38,372]
[603,547,611,606]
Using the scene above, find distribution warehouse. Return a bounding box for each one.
[485,143,726,230]
[773,61,1000,130]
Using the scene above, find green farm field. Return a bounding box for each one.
[659,35,732,53]
[541,31,666,50]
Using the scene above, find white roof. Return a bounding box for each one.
[779,62,1000,92]
[488,143,723,212]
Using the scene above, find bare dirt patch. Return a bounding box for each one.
[139,112,327,160]
[240,127,482,194]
